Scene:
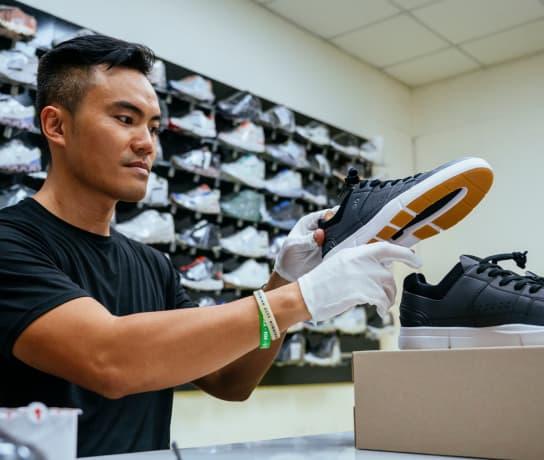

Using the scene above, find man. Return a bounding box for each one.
[0,35,419,457]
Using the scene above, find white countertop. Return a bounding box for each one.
[83,431,473,459]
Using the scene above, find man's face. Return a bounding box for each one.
[61,65,161,202]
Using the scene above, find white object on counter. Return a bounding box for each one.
[0,402,81,460]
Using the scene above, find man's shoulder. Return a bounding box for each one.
[0,199,41,238]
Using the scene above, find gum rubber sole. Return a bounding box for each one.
[325,159,494,258]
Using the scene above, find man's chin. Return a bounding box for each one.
[115,185,147,203]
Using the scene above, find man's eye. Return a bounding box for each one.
[116,115,133,124]
[149,126,160,136]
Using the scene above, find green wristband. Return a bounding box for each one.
[258,307,271,349]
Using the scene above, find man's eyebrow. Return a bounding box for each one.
[110,100,161,122]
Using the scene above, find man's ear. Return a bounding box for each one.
[40,105,67,148]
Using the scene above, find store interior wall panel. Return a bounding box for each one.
[412,52,544,281]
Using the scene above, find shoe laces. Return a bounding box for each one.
[359,173,423,189]
[475,251,544,293]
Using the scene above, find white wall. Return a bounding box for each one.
[25,0,414,177]
[412,52,544,281]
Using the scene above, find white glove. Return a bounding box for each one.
[274,208,336,282]
[297,242,422,322]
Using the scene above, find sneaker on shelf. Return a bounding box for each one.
[220,226,269,258]
[286,322,304,333]
[218,121,265,153]
[265,170,303,198]
[301,182,327,207]
[265,139,309,169]
[304,334,342,367]
[309,153,331,177]
[171,184,221,215]
[171,147,221,179]
[177,220,221,251]
[399,251,544,350]
[296,121,330,146]
[331,162,359,182]
[197,296,217,307]
[267,234,287,260]
[0,94,36,130]
[217,91,261,121]
[333,306,367,335]
[262,200,304,231]
[149,59,167,90]
[28,170,47,180]
[275,333,305,366]
[220,190,264,223]
[259,105,295,134]
[304,319,336,334]
[0,49,37,86]
[0,140,41,174]
[169,110,216,138]
[319,157,494,259]
[170,75,214,102]
[360,135,384,164]
[220,154,265,189]
[331,132,360,158]
[223,259,270,290]
[0,184,34,209]
[114,210,175,244]
[365,305,394,338]
[52,28,95,47]
[155,138,164,163]
[0,5,37,40]
[140,172,169,207]
[179,256,223,291]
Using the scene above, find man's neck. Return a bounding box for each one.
[33,169,116,237]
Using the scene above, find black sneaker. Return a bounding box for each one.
[304,334,342,367]
[319,157,493,258]
[263,200,304,231]
[365,304,394,339]
[399,251,544,349]
[176,220,221,251]
[275,333,306,366]
[217,91,261,121]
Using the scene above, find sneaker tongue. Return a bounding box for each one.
[459,254,482,269]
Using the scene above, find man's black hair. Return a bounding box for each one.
[36,34,155,119]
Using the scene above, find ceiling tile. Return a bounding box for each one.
[265,0,399,39]
[461,19,544,65]
[413,0,544,44]
[390,0,439,10]
[384,48,479,86]
[332,14,448,67]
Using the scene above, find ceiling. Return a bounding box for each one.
[254,0,544,87]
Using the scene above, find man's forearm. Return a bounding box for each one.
[105,278,308,398]
[193,272,291,400]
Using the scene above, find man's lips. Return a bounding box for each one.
[126,161,150,172]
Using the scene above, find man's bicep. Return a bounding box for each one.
[13,296,117,395]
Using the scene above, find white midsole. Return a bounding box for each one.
[181,278,224,291]
[324,157,491,259]
[399,324,544,349]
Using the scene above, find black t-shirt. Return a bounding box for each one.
[0,198,195,457]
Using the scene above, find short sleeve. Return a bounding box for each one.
[0,228,90,359]
[168,261,197,309]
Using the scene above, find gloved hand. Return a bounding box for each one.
[274,208,337,282]
[297,242,422,322]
